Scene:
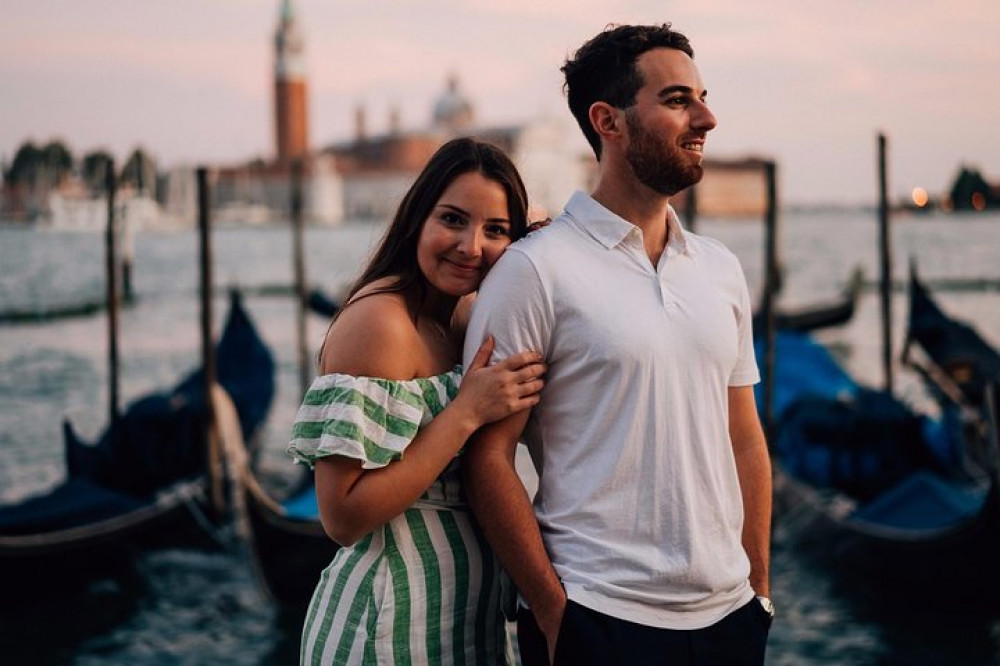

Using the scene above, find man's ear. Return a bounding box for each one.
[588,102,623,143]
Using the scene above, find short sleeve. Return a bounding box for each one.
[286,373,430,470]
[729,260,761,387]
[463,249,553,368]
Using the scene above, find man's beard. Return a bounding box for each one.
[624,109,704,196]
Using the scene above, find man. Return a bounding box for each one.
[462,23,773,665]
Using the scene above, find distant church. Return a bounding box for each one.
[183,0,586,225]
[164,0,766,226]
[181,0,338,226]
[274,0,309,166]
[321,71,597,221]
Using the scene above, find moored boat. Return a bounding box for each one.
[761,329,1000,607]
[0,291,276,596]
[756,265,863,334]
[241,469,337,607]
[220,401,338,609]
[903,263,1000,409]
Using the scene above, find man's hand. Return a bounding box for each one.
[537,595,568,664]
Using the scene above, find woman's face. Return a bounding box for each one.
[417,171,513,297]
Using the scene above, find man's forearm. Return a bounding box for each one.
[729,386,772,597]
[737,438,772,596]
[464,430,566,639]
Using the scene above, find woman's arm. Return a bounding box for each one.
[314,295,545,546]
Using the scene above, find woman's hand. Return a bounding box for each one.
[527,218,552,234]
[456,335,545,427]
[527,205,551,234]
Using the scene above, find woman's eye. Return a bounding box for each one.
[486,224,511,238]
[441,212,465,226]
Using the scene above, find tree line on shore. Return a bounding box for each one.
[1,139,159,221]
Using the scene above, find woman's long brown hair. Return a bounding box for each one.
[347,137,529,304]
[316,137,530,366]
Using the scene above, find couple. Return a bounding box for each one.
[288,23,772,666]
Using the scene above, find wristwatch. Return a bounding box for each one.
[756,595,775,619]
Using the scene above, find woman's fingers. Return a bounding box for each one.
[463,345,545,420]
[458,343,547,425]
[499,349,544,371]
[527,205,552,234]
[468,335,495,371]
[493,351,545,400]
[527,217,552,233]
[516,362,545,383]
[517,377,545,399]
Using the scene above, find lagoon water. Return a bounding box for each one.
[2,209,999,664]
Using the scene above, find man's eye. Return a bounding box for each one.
[666,96,688,106]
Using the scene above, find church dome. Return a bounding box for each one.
[432,75,474,133]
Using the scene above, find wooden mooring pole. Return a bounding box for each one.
[291,159,310,397]
[122,161,139,302]
[104,160,120,435]
[197,167,223,514]
[683,184,698,233]
[761,160,780,445]
[877,133,894,395]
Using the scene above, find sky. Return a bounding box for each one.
[2,0,998,206]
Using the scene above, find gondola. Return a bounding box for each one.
[0,290,276,596]
[0,293,137,325]
[241,467,336,608]
[760,329,1000,607]
[219,397,338,609]
[754,266,862,333]
[306,287,341,318]
[902,262,1000,408]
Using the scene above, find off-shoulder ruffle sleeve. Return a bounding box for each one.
[286,370,460,469]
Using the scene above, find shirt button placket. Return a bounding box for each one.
[659,274,678,311]
[657,250,679,311]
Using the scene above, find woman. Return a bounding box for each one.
[288,137,546,665]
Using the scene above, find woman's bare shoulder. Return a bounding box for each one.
[319,290,419,379]
[347,276,400,304]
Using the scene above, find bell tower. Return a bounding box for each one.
[274,0,309,165]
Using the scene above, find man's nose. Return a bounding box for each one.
[693,100,717,132]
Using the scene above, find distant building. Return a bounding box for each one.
[433,75,476,134]
[169,0,342,226]
[322,76,588,221]
[274,0,309,166]
[679,158,773,218]
[163,0,769,227]
[161,165,198,226]
[323,104,445,221]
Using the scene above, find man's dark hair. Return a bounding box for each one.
[561,23,694,159]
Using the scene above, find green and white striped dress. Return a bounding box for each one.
[288,367,512,665]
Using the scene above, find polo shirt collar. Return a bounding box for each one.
[563,190,695,256]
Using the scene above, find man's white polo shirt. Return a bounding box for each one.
[464,191,760,630]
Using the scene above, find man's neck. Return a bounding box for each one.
[591,173,672,263]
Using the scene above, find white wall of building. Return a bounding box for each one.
[341,172,412,222]
[511,116,591,217]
